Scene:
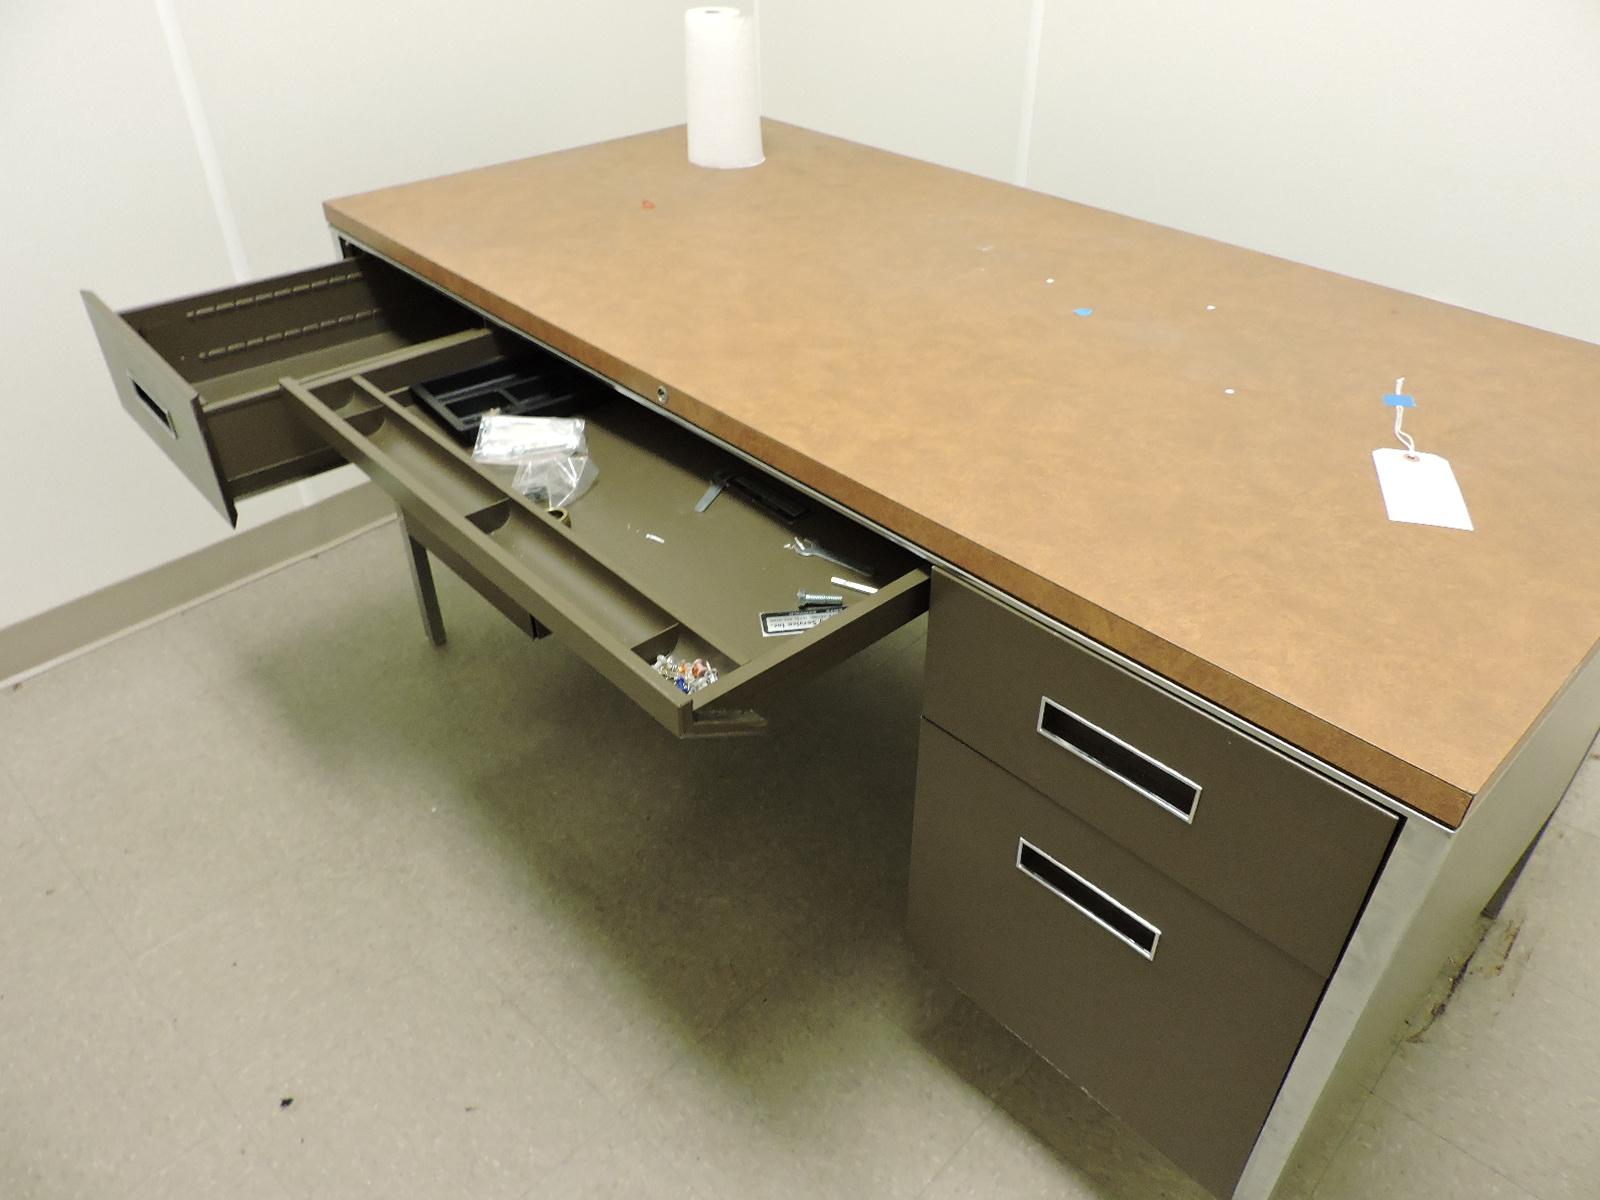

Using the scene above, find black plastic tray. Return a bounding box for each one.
[411,352,601,443]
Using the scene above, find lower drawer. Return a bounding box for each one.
[908,721,1323,1199]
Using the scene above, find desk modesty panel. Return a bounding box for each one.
[323,121,1600,826]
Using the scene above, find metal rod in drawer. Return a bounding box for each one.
[1016,838,1161,960]
[1036,696,1202,823]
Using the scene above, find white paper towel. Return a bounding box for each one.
[685,7,764,169]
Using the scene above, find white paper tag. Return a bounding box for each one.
[1371,449,1473,531]
[759,609,841,637]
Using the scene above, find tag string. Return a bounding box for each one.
[1393,376,1417,457]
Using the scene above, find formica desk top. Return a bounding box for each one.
[326,122,1600,827]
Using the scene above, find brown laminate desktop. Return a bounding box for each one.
[326,121,1600,827]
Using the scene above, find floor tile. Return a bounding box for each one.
[490,748,927,1105]
[0,770,128,999]
[922,1060,1207,1200]
[1549,733,1600,839]
[624,903,1030,1200]
[0,620,216,808]
[0,960,224,1200]
[1376,958,1600,1200]
[245,1092,473,1200]
[416,652,929,1108]
[159,545,375,687]
[133,837,444,1114]
[1313,1094,1534,1200]
[1492,821,1600,1005]
[0,620,302,961]
[529,1114,703,1200]
[26,740,303,959]
[125,1126,292,1200]
[479,827,816,1105]
[243,967,614,1200]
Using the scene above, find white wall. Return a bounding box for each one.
[1024,1,1600,345]
[761,1,1599,346]
[0,0,687,631]
[761,0,1039,183]
[0,3,265,632]
[172,0,694,278]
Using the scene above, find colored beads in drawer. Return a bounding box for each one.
[652,654,720,694]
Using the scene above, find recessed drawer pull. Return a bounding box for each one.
[1037,696,1201,822]
[1016,838,1160,960]
[129,375,176,438]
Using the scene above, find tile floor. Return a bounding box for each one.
[2,522,1597,1200]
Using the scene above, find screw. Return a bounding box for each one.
[797,591,845,608]
[655,385,669,405]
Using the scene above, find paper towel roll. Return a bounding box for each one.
[685,7,764,169]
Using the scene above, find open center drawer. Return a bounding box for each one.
[280,342,929,737]
[86,250,928,735]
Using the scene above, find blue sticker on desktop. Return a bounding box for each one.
[1073,307,1093,317]
[1383,393,1415,408]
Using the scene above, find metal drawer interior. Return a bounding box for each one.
[923,570,1397,978]
[281,343,929,737]
[83,253,479,523]
[908,720,1323,1199]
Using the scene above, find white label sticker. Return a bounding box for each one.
[1371,449,1473,531]
[759,609,841,637]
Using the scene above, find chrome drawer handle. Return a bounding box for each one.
[1017,838,1160,960]
[1036,696,1201,822]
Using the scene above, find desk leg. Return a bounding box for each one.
[400,513,447,647]
[1482,814,1551,919]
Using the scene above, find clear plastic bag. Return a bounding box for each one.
[513,447,598,508]
[472,414,586,464]
[471,414,599,508]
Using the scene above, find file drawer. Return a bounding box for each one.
[84,253,480,523]
[908,721,1324,1198]
[924,571,1396,977]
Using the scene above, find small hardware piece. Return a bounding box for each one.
[696,467,809,522]
[797,590,845,608]
[831,576,878,595]
[786,535,872,577]
[695,468,734,512]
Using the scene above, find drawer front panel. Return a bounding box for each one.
[281,357,927,738]
[924,571,1396,977]
[84,288,239,523]
[908,722,1323,1198]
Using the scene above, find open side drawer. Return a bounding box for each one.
[83,253,481,523]
[281,345,929,737]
